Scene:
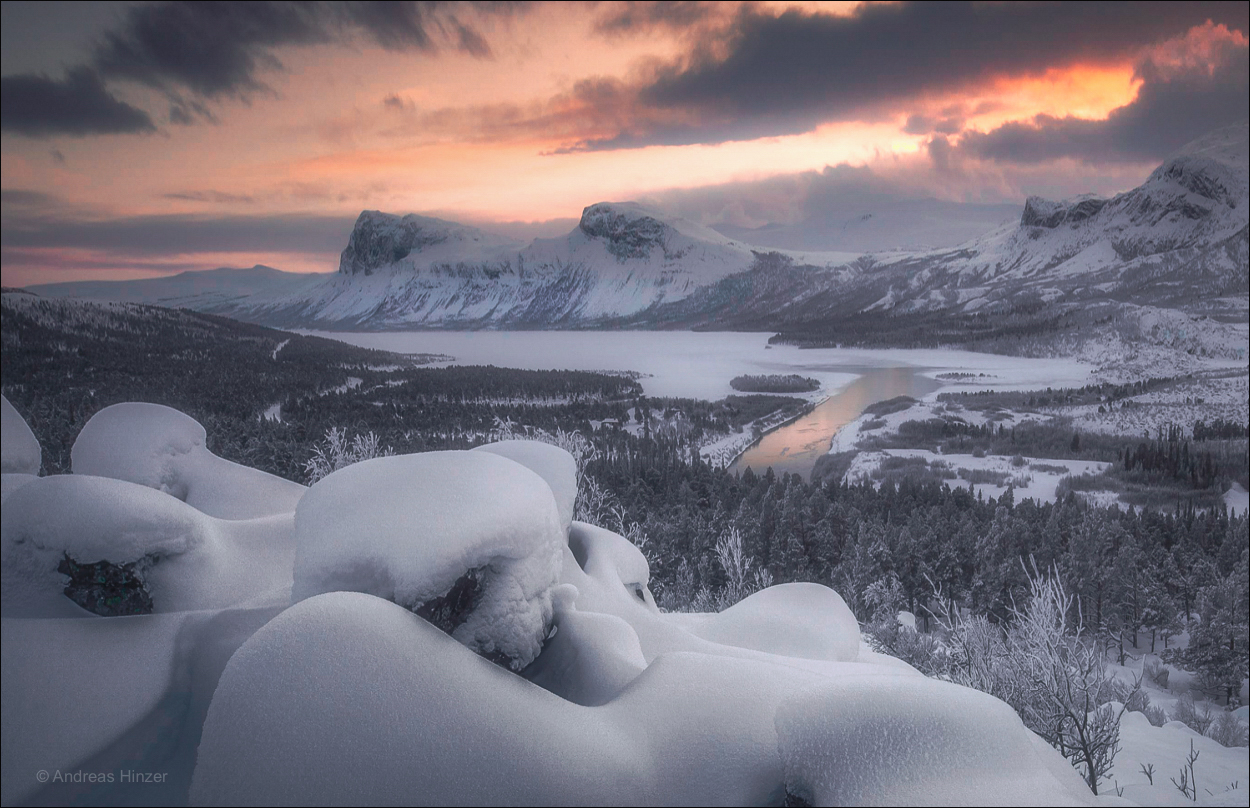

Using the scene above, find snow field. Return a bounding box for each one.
[845,449,1112,506]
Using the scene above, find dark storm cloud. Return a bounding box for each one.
[163,190,259,204]
[0,248,211,274]
[1,189,62,208]
[92,2,330,98]
[92,1,526,96]
[0,67,156,137]
[2,208,356,256]
[594,1,720,36]
[959,40,1250,164]
[1,1,527,137]
[573,1,1249,150]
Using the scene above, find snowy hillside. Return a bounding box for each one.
[27,265,327,312]
[878,123,1249,313]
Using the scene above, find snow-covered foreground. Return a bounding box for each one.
[0,394,1221,806]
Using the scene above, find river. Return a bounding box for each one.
[728,367,941,480]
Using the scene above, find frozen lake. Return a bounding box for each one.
[309,330,1096,478]
[307,330,1095,401]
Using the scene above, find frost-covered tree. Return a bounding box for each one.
[1008,571,1136,795]
[1167,555,1250,704]
[303,427,393,483]
[930,565,1137,795]
[714,525,771,608]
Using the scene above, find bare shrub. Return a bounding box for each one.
[926,565,1138,796]
[1143,704,1168,727]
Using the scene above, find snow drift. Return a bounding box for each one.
[1,400,1108,807]
[1,474,295,617]
[72,402,306,519]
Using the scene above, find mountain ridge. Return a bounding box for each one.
[26,124,1249,342]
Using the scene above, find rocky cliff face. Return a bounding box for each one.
[338,211,520,276]
[339,212,449,276]
[577,202,672,260]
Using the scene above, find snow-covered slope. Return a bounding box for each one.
[879,122,1249,312]
[27,265,326,312]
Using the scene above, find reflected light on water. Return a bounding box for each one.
[730,367,940,481]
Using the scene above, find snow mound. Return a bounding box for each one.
[1,475,295,616]
[0,473,37,505]
[71,402,306,519]
[472,439,578,532]
[1,612,187,805]
[193,590,1096,807]
[521,584,647,706]
[1,395,41,475]
[776,676,1097,806]
[291,451,565,668]
[569,520,653,598]
[685,583,861,662]
[190,591,868,806]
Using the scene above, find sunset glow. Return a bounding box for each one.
[3,1,1247,285]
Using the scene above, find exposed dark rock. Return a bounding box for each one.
[415,567,485,635]
[578,203,668,260]
[1020,195,1108,228]
[58,552,154,616]
[339,211,449,276]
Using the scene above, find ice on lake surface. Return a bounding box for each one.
[304,330,1096,401]
[309,331,1096,480]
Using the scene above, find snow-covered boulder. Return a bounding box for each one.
[521,584,647,706]
[3,603,284,807]
[562,522,869,668]
[680,583,861,662]
[291,451,565,669]
[472,439,578,531]
[190,591,843,806]
[2,612,189,805]
[71,402,305,519]
[193,590,1098,807]
[1,475,295,617]
[1,395,41,475]
[776,676,1098,806]
[0,473,37,505]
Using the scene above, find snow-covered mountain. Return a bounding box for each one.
[648,123,1249,331]
[26,124,1249,334]
[181,202,854,329]
[884,122,1249,311]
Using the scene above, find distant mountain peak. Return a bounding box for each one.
[577,202,673,260]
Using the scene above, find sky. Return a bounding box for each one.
[2,1,1247,287]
